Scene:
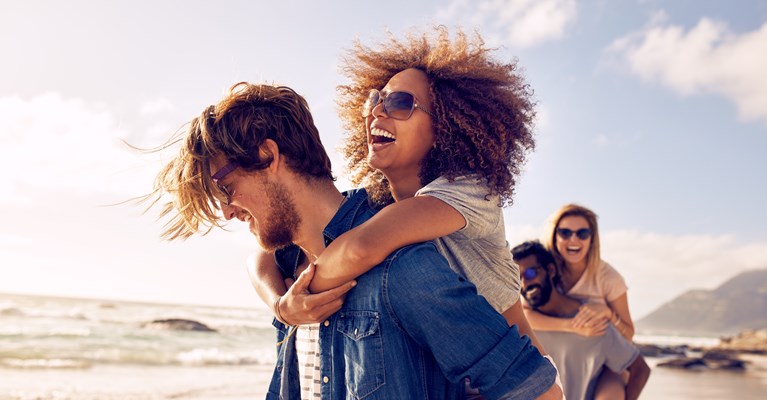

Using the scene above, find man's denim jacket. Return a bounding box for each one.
[266,189,555,399]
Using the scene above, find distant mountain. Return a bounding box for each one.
[637,269,767,336]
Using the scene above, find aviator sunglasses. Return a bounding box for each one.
[556,227,593,240]
[362,89,436,120]
[212,161,239,205]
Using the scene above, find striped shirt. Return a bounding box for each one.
[296,323,322,399]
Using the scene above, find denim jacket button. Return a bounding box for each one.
[323,320,330,327]
[323,376,329,383]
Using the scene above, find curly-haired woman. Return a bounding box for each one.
[312,26,536,325]
[249,28,554,395]
[257,27,541,332]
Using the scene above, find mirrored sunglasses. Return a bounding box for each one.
[521,265,545,280]
[362,89,435,120]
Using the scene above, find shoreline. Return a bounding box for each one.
[0,364,273,400]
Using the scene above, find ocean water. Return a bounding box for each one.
[2,292,766,399]
[0,293,275,399]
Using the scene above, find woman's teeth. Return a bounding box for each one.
[371,128,395,143]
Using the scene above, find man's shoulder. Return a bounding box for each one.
[375,242,458,293]
[385,241,444,266]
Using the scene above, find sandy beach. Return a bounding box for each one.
[3,356,766,399]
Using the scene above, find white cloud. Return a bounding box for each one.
[436,0,577,48]
[606,16,767,126]
[139,97,175,117]
[506,224,767,319]
[0,93,162,204]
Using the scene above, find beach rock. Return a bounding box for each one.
[716,328,767,354]
[657,351,747,371]
[636,343,686,357]
[141,318,217,333]
[657,357,706,369]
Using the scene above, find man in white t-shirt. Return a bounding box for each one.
[512,241,651,400]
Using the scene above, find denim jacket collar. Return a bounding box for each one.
[322,189,369,243]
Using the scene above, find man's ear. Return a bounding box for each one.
[546,263,557,278]
[260,139,281,174]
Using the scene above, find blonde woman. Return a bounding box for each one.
[525,204,634,400]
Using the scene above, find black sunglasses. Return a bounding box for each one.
[362,89,435,120]
[556,228,593,240]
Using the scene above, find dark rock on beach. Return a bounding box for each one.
[643,328,767,372]
[657,357,707,369]
[656,351,747,371]
[141,318,218,333]
[636,343,687,358]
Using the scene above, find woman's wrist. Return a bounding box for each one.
[273,296,288,325]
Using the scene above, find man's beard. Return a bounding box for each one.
[521,279,553,309]
[257,180,301,252]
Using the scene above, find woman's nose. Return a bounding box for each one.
[371,100,388,119]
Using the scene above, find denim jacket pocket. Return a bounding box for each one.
[337,311,385,399]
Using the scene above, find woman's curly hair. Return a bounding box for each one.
[338,26,536,206]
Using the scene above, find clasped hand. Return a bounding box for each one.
[277,263,356,325]
[570,302,611,336]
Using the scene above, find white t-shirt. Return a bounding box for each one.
[537,325,638,400]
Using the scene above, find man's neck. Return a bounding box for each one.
[289,177,345,258]
[535,290,582,318]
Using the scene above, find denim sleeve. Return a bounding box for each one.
[382,243,556,400]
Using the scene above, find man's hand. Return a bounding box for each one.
[278,263,356,325]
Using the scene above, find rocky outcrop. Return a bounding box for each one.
[649,328,767,371]
[636,343,687,358]
[141,318,218,333]
[657,350,747,371]
[717,328,767,354]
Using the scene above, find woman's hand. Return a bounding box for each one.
[570,303,611,336]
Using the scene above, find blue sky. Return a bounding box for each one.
[1,0,766,320]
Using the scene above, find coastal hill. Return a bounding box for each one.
[637,269,767,336]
